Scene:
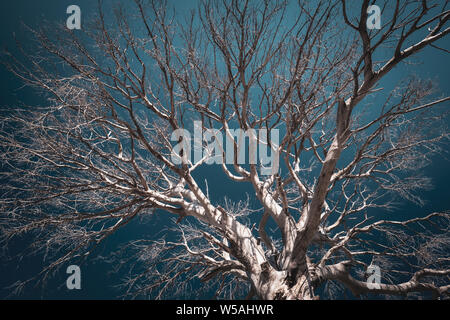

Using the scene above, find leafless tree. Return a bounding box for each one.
[1,0,449,300]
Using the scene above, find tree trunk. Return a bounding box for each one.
[251,262,316,300]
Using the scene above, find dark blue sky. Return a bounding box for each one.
[0,1,449,299]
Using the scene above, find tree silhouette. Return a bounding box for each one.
[1,0,449,299]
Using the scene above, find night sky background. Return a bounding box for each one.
[0,0,449,299]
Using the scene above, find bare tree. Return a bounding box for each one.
[1,0,449,300]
